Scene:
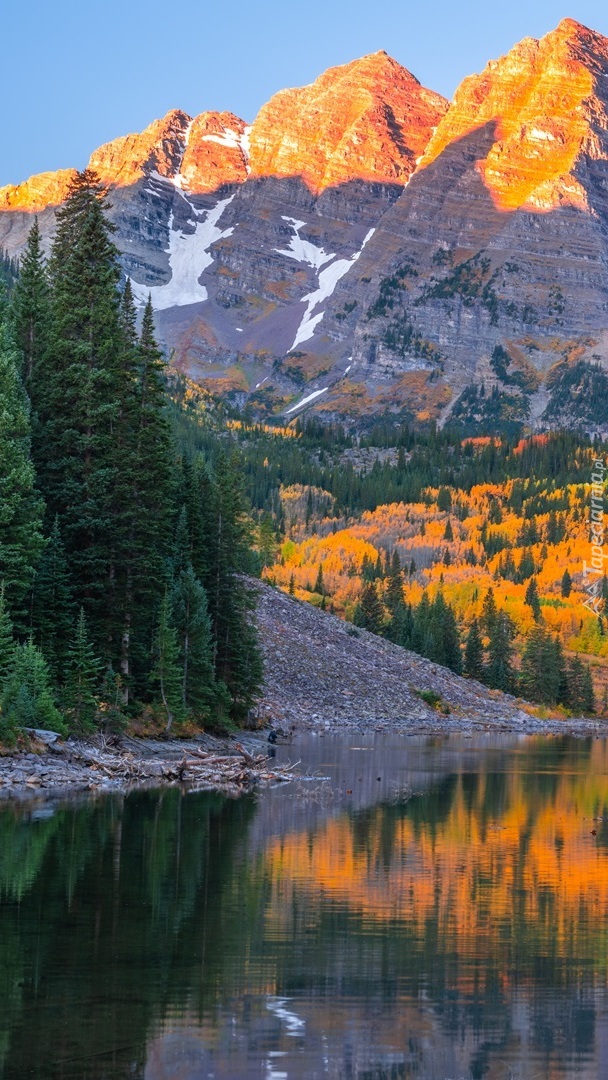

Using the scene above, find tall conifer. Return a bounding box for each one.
[11,217,50,394]
[0,295,45,630]
[35,170,125,649]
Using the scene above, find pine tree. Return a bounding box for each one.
[0,294,45,631]
[519,626,564,704]
[0,585,15,688]
[11,217,50,394]
[202,453,263,720]
[564,656,596,715]
[62,608,102,732]
[561,569,572,598]
[464,617,485,680]
[150,592,185,734]
[314,563,325,596]
[481,588,498,638]
[411,592,431,653]
[113,291,174,693]
[424,592,462,673]
[97,666,126,733]
[30,517,75,680]
[34,170,125,650]
[385,553,404,616]
[258,514,277,569]
[1,640,66,737]
[486,611,516,693]
[524,577,542,621]
[387,601,413,648]
[353,582,385,635]
[172,563,219,720]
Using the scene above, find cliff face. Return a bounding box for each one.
[4,21,608,432]
[247,51,447,192]
[314,19,608,430]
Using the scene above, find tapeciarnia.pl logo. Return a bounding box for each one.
[582,458,606,615]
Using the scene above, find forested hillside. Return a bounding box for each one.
[176,400,605,715]
[0,172,261,742]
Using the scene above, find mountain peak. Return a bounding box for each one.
[248,52,447,192]
[420,17,608,212]
[88,110,192,186]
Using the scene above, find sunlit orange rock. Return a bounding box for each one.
[0,169,77,212]
[88,109,191,185]
[420,18,608,212]
[247,51,448,192]
[180,111,249,193]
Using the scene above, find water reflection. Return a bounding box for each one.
[1,736,608,1078]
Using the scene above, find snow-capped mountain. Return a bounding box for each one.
[5,21,608,432]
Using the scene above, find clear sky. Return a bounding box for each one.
[3,0,608,186]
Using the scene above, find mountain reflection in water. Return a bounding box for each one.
[1,734,608,1079]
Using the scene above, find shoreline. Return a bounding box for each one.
[0,711,605,801]
[0,731,294,802]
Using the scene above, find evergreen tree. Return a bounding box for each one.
[1,641,66,737]
[258,513,277,569]
[353,582,385,635]
[385,554,405,616]
[519,626,564,704]
[172,562,220,720]
[387,601,413,648]
[481,588,498,638]
[411,592,431,653]
[30,517,75,680]
[150,592,185,734]
[486,611,516,693]
[62,608,102,732]
[561,569,572,598]
[0,585,15,687]
[113,291,174,693]
[314,563,325,596]
[524,577,542,621]
[0,294,45,630]
[11,217,50,393]
[201,453,263,719]
[464,617,485,680]
[98,666,126,733]
[33,170,126,650]
[425,592,462,673]
[564,656,596,715]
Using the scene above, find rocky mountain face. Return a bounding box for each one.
[4,19,608,432]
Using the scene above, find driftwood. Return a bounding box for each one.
[45,739,293,792]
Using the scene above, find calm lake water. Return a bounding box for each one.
[2,734,608,1079]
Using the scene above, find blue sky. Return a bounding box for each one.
[3,0,608,186]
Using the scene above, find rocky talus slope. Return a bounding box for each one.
[253,581,602,734]
[0,580,604,800]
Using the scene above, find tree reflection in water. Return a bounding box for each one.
[0,736,608,1078]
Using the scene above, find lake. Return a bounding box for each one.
[1,733,608,1079]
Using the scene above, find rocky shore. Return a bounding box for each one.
[0,730,293,801]
[1,581,606,799]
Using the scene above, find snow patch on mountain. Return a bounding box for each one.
[290,229,375,349]
[285,387,329,414]
[202,129,243,150]
[241,126,252,173]
[131,193,235,310]
[174,120,194,190]
[275,217,334,271]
